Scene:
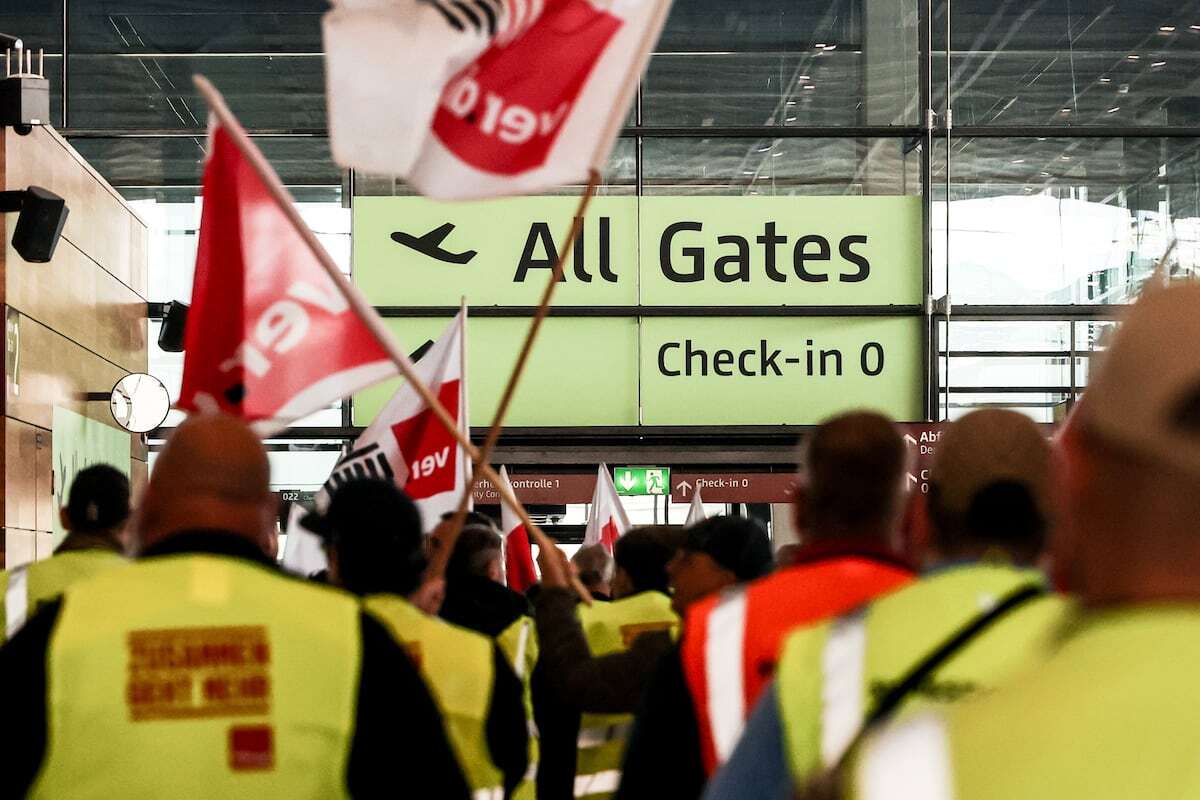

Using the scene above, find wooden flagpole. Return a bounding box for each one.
[191,75,548,565]
[436,172,600,596]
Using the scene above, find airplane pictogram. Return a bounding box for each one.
[391,223,478,265]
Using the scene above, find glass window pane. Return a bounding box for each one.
[1,0,63,126]
[942,137,1200,304]
[68,54,325,130]
[645,0,919,128]
[354,138,637,197]
[68,1,325,55]
[643,136,921,195]
[942,2,1200,128]
[69,136,342,194]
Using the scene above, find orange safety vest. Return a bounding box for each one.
[680,552,914,774]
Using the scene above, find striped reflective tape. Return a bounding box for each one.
[577,721,633,749]
[513,619,531,679]
[820,611,868,766]
[5,566,29,639]
[859,713,955,800]
[705,589,749,764]
[472,787,505,800]
[574,769,621,798]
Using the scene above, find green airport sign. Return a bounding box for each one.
[614,467,671,496]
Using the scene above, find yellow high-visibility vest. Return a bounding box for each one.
[0,549,126,640]
[776,564,1068,787]
[846,607,1200,800]
[574,591,678,800]
[497,615,540,800]
[31,554,360,799]
[366,594,505,800]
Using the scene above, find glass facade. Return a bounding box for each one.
[1,0,1195,494]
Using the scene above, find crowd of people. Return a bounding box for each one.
[0,282,1197,798]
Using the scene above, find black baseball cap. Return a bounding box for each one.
[65,464,131,533]
[683,516,773,581]
[302,478,426,596]
[301,478,422,545]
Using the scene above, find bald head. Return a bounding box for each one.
[136,414,274,554]
[795,411,907,543]
[1059,283,1200,604]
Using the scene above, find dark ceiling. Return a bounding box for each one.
[0,0,1197,205]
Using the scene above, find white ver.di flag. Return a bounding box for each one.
[323,0,674,199]
[685,487,707,527]
[318,309,470,529]
[280,502,328,577]
[583,463,630,554]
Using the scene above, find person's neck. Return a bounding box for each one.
[929,543,1030,569]
[1081,568,1200,607]
[801,526,894,551]
[56,531,123,555]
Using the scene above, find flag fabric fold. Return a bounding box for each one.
[177,119,396,435]
[583,463,630,553]
[320,310,470,529]
[323,0,674,199]
[499,466,538,593]
[280,502,328,577]
[685,487,707,527]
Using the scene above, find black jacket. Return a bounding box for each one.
[0,530,472,799]
[614,643,704,800]
[533,588,675,800]
[441,574,532,637]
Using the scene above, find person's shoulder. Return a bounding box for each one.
[778,615,836,666]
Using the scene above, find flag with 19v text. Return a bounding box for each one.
[323,0,673,199]
[319,310,471,529]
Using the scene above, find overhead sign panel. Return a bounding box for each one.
[614,466,670,496]
[670,473,796,503]
[352,194,925,428]
[640,316,924,426]
[355,196,638,306]
[352,316,921,427]
[639,196,922,306]
[354,195,921,306]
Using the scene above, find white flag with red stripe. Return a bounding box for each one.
[323,0,673,199]
[280,502,328,577]
[583,463,629,553]
[499,466,538,592]
[320,310,470,528]
[685,487,707,527]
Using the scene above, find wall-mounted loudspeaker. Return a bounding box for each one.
[0,186,68,263]
[157,301,189,353]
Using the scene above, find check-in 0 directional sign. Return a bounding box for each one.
[614,467,671,496]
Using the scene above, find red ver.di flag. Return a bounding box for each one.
[177,122,396,434]
[499,466,538,592]
[583,463,629,554]
[320,310,470,528]
[323,0,673,199]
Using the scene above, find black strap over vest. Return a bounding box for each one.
[819,582,1048,791]
[864,582,1047,728]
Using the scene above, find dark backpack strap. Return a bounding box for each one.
[820,582,1049,793]
[864,582,1047,729]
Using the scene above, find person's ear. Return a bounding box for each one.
[326,547,342,587]
[59,506,70,532]
[791,482,811,536]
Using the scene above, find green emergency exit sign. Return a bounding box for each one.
[614,467,671,496]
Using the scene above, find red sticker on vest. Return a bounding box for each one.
[229,725,275,771]
[126,626,272,721]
